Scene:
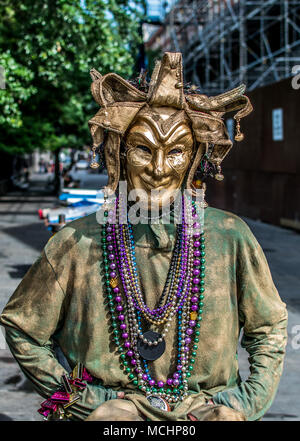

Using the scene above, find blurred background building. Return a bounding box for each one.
[145,0,300,92]
[144,0,300,228]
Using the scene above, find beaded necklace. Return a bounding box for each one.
[101,194,205,406]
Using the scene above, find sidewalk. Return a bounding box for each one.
[238,217,300,420]
[0,181,55,421]
[0,179,299,420]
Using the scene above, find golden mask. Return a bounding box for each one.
[123,107,194,209]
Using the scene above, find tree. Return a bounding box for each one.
[0,0,143,191]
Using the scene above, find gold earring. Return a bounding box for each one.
[212,159,224,181]
[201,182,208,208]
[90,144,100,169]
[235,118,244,142]
[215,163,224,181]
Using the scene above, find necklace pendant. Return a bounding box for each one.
[147,395,171,412]
[190,311,197,321]
[110,277,118,288]
[137,330,165,361]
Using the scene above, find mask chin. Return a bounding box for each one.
[137,190,180,214]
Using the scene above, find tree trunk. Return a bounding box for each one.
[70,148,76,169]
[53,148,61,195]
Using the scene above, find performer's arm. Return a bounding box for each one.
[0,250,118,421]
[211,221,288,421]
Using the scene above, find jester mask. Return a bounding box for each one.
[88,52,252,207]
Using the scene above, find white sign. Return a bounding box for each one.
[272,108,284,141]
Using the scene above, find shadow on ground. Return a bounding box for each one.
[2,222,51,253]
[0,413,13,421]
[7,264,32,279]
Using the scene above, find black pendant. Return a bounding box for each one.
[137,330,165,361]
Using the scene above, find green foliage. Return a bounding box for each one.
[0,51,37,129]
[0,0,143,155]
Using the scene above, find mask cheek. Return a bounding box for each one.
[126,148,152,168]
[167,153,191,176]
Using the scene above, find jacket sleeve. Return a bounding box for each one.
[0,248,117,421]
[212,220,288,421]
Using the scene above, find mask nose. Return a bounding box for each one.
[152,149,165,179]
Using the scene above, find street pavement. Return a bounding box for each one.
[0,171,299,421]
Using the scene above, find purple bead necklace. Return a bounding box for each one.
[101,195,206,403]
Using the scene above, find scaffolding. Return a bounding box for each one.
[148,0,300,93]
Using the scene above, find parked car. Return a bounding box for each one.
[75,160,89,171]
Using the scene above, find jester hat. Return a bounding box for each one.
[88,52,252,193]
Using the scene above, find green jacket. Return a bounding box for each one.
[0,206,288,421]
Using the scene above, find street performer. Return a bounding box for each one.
[0,52,287,421]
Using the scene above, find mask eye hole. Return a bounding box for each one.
[168,148,182,155]
[136,145,151,154]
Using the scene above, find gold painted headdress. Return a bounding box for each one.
[88,52,252,193]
